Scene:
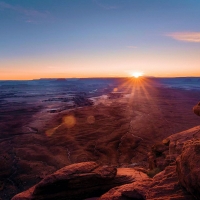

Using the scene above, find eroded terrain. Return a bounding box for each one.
[0,78,200,199]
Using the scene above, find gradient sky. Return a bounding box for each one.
[1,0,200,80]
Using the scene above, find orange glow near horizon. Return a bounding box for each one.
[1,68,200,80]
[1,72,200,80]
[1,51,200,80]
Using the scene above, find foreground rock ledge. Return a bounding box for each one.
[12,161,149,200]
[176,139,200,199]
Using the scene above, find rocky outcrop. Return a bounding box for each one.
[100,165,193,200]
[147,165,193,200]
[12,162,148,200]
[176,139,200,199]
[146,126,200,200]
[148,125,200,169]
[100,179,151,200]
[148,142,169,171]
[166,125,200,157]
[193,102,200,116]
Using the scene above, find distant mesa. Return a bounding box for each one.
[66,78,80,81]
[55,78,67,81]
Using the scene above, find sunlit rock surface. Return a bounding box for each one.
[176,139,200,199]
[146,165,193,200]
[144,126,200,200]
[99,178,151,200]
[12,162,145,200]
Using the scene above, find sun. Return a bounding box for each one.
[131,72,143,78]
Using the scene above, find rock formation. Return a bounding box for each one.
[176,139,200,199]
[100,179,151,200]
[12,162,149,200]
[146,165,193,200]
[193,101,200,116]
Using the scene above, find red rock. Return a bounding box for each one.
[176,139,200,199]
[165,126,200,157]
[99,167,150,200]
[193,102,200,116]
[148,142,170,172]
[12,162,140,200]
[148,126,200,172]
[99,179,151,200]
[146,165,194,200]
[151,142,169,156]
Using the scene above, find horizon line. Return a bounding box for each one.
[1,75,200,81]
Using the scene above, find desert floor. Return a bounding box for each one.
[0,80,200,199]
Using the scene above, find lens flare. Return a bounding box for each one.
[63,115,76,128]
[87,115,95,124]
[45,126,58,137]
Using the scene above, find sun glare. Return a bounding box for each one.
[131,72,143,78]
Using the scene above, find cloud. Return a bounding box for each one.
[0,1,51,23]
[166,32,200,42]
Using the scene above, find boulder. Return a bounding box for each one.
[147,126,200,175]
[176,139,200,199]
[146,165,194,200]
[99,179,151,200]
[11,162,140,200]
[165,126,200,157]
[145,127,200,200]
[99,167,151,200]
[100,165,194,200]
[193,102,200,116]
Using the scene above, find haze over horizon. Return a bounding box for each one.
[1,0,200,80]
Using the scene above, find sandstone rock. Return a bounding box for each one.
[145,126,200,199]
[148,142,169,172]
[152,142,168,156]
[146,165,194,200]
[99,167,150,200]
[101,164,194,200]
[165,126,200,157]
[148,126,200,171]
[193,102,200,116]
[12,162,140,200]
[99,179,151,200]
[176,139,200,199]
[162,138,170,146]
[148,152,157,170]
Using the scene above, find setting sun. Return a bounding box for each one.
[131,72,143,78]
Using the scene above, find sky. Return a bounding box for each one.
[1,0,200,80]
